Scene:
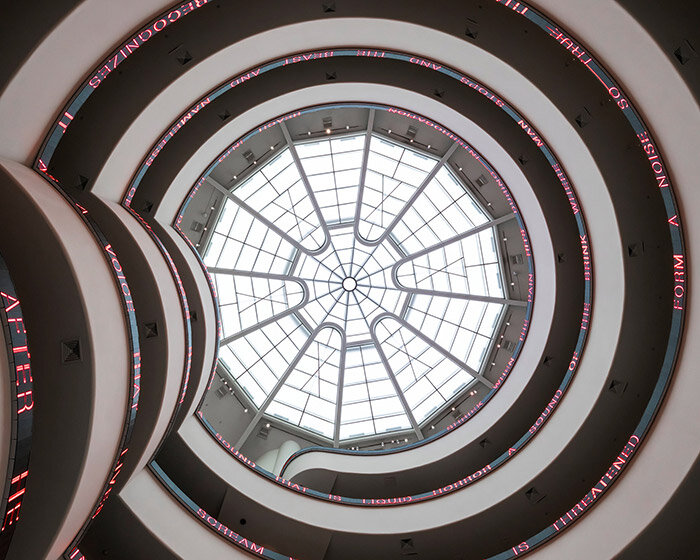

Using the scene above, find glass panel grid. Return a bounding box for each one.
[206,129,517,443]
[233,149,326,250]
[358,136,438,241]
[298,134,365,225]
[339,345,411,440]
[266,327,342,438]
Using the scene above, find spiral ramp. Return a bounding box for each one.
[0,1,698,559]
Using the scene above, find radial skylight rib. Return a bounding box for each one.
[404,296,504,370]
[339,345,413,440]
[372,311,492,388]
[221,315,309,407]
[356,135,440,242]
[266,327,344,439]
[211,272,307,344]
[297,133,365,226]
[389,164,488,254]
[207,176,322,260]
[362,143,460,248]
[394,221,506,299]
[279,122,333,248]
[232,149,326,252]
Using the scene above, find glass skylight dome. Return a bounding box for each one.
[204,128,511,444]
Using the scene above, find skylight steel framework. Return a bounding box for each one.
[204,112,520,446]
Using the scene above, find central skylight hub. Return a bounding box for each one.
[294,226,406,345]
[342,277,357,292]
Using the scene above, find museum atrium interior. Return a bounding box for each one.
[0,1,698,559]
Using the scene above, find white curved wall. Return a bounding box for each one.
[0,0,174,165]
[524,0,700,557]
[101,201,187,479]
[0,159,130,558]
[121,469,253,559]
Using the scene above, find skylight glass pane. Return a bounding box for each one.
[204,232,225,267]
[467,335,490,369]
[232,148,327,251]
[222,315,309,406]
[395,226,505,299]
[390,166,490,252]
[300,415,334,438]
[357,135,438,242]
[264,327,342,435]
[374,316,472,423]
[296,134,366,227]
[213,273,304,339]
[338,344,411,440]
